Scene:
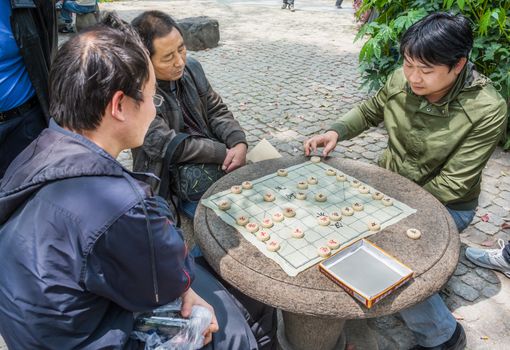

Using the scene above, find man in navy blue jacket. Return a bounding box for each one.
[0,14,259,350]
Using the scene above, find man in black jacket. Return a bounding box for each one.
[131,11,248,220]
[0,0,57,178]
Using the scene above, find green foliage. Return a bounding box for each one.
[355,0,510,149]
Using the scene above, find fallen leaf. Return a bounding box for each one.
[453,313,464,320]
[481,336,489,340]
[481,213,490,222]
[501,170,508,176]
[481,239,495,247]
[502,222,510,230]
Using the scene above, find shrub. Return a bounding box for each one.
[354,0,510,149]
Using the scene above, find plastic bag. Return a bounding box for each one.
[132,298,213,350]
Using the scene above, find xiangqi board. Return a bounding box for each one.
[201,160,416,276]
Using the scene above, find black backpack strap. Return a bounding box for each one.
[159,133,190,202]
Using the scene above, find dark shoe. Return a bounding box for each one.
[336,5,342,8]
[281,3,287,9]
[59,26,74,34]
[410,323,466,350]
[58,27,74,34]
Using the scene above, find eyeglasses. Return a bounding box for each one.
[137,90,164,107]
[152,94,164,107]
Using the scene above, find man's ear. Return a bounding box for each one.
[110,91,126,122]
[454,57,468,74]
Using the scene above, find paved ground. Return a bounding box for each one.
[2,0,509,349]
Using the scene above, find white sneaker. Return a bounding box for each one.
[465,239,510,278]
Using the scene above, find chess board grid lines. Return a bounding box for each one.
[202,161,416,276]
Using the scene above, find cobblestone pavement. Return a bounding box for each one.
[2,1,508,349]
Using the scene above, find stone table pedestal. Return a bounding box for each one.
[277,312,346,350]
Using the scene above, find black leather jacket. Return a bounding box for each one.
[9,0,57,122]
[132,57,246,189]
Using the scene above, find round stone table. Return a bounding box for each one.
[194,156,460,350]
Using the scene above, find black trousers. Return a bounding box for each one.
[0,101,46,178]
[194,260,277,350]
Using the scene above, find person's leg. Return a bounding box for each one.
[399,206,474,347]
[60,0,97,32]
[281,0,288,9]
[59,0,73,23]
[288,0,295,11]
[192,264,259,350]
[400,294,459,347]
[335,0,343,8]
[180,199,198,219]
[0,102,46,178]
[465,239,510,278]
[193,260,277,350]
[227,287,277,350]
[179,200,203,257]
[450,202,510,278]
[446,207,476,233]
[62,0,97,15]
[504,243,510,262]
[447,206,510,277]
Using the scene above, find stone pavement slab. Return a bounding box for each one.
[2,0,508,349]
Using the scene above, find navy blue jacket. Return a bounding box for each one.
[0,121,195,349]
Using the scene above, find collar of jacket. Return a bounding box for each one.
[403,62,488,118]
[10,0,36,9]
[157,79,178,94]
[48,119,160,185]
[49,119,118,162]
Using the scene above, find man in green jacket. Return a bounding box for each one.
[305,12,507,350]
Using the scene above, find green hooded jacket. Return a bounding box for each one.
[330,65,507,210]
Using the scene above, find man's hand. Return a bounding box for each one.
[303,131,339,157]
[181,288,219,347]
[222,143,247,173]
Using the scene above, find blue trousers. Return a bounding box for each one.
[60,1,96,23]
[180,200,203,257]
[0,101,46,179]
[399,207,475,347]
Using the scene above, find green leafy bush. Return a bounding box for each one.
[355,0,510,148]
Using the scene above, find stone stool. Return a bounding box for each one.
[75,7,100,32]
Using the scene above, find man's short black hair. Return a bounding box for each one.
[131,11,183,57]
[49,12,151,131]
[400,12,473,69]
